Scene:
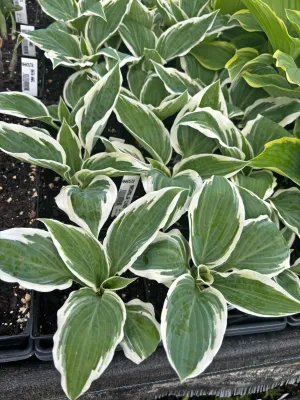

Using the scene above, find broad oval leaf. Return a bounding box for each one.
[270,188,300,237]
[101,276,136,291]
[0,229,73,292]
[76,64,122,154]
[0,122,69,179]
[191,41,236,71]
[161,274,227,381]
[275,270,300,302]
[0,92,52,125]
[79,152,149,181]
[101,138,145,162]
[53,288,126,400]
[120,299,160,364]
[231,170,277,200]
[140,75,169,107]
[131,229,190,286]
[250,137,300,186]
[217,216,290,276]
[174,154,249,179]
[104,187,184,276]
[55,176,117,238]
[63,69,95,108]
[156,11,218,62]
[37,0,79,21]
[237,186,272,220]
[189,175,244,267]
[213,270,300,317]
[115,94,172,164]
[41,219,109,289]
[85,0,133,51]
[148,92,189,121]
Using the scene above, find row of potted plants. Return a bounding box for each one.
[0,0,300,399]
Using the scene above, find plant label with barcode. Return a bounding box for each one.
[21,25,36,57]
[111,176,140,218]
[21,58,38,97]
[14,0,28,24]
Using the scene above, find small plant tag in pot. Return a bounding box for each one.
[13,0,27,24]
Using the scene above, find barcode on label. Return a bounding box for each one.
[23,44,29,55]
[21,57,38,96]
[111,176,140,218]
[21,25,36,57]
[23,74,29,91]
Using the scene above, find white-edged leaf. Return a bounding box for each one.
[104,187,185,276]
[37,0,79,21]
[120,299,160,364]
[0,228,73,292]
[63,69,95,109]
[101,276,136,291]
[140,75,169,107]
[237,186,272,220]
[101,138,145,162]
[270,188,300,237]
[0,92,53,125]
[213,270,300,317]
[281,226,296,248]
[115,94,172,164]
[76,64,122,154]
[174,154,249,179]
[131,229,190,286]
[161,274,227,381]
[57,121,82,177]
[231,170,277,200]
[275,270,300,302]
[55,176,117,238]
[217,216,290,276]
[0,122,69,179]
[156,11,218,62]
[53,287,126,400]
[189,175,244,267]
[149,92,189,121]
[85,0,133,51]
[40,219,109,289]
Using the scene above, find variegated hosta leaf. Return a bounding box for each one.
[230,10,263,32]
[152,61,202,96]
[76,64,122,154]
[275,270,300,302]
[161,274,227,381]
[171,81,227,158]
[101,138,145,162]
[57,121,82,178]
[115,94,172,164]
[140,75,169,107]
[22,27,82,61]
[63,69,95,109]
[174,154,249,179]
[270,188,300,237]
[212,0,244,14]
[281,227,296,248]
[213,270,300,316]
[101,276,136,291]
[41,219,109,289]
[148,92,189,121]
[58,97,71,124]
[291,259,300,276]
[127,60,148,98]
[217,216,290,276]
[189,175,244,267]
[242,0,300,59]
[85,0,133,51]
[156,11,218,62]
[179,0,208,18]
[142,169,202,228]
[251,138,300,186]
[55,176,117,238]
[131,229,190,286]
[191,41,236,71]
[242,97,300,127]
[78,152,149,182]
[177,107,247,160]
[226,47,259,81]
[237,186,272,220]
[97,48,138,70]
[53,288,126,400]
[0,92,53,126]
[274,50,300,87]
[37,0,79,22]
[0,122,69,179]
[119,0,156,57]
[180,54,217,87]
[104,187,184,276]
[76,0,106,19]
[120,300,160,364]
[286,9,300,37]
[0,229,74,292]
[231,170,277,200]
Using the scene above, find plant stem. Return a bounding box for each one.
[10,12,16,40]
[0,11,7,40]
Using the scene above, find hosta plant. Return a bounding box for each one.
[0,186,184,400]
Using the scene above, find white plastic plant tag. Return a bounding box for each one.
[21,58,38,97]
[14,0,28,24]
[111,176,140,217]
[21,25,36,57]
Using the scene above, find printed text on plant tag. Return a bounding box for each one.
[21,58,38,97]
[111,176,140,217]
[21,25,36,57]
[14,0,28,24]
